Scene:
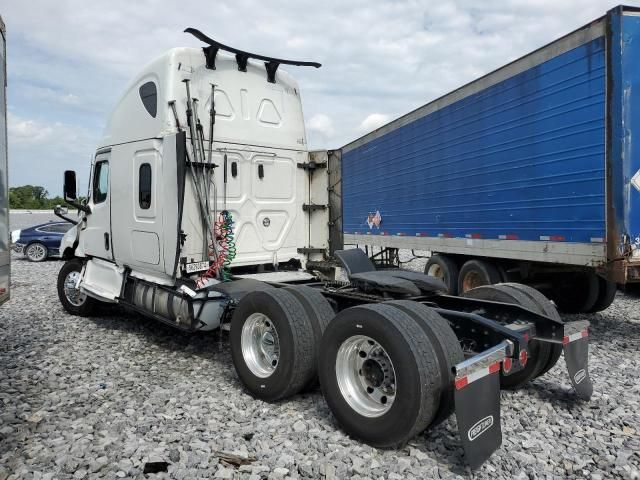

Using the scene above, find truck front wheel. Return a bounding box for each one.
[57,259,97,316]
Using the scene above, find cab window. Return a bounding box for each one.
[93,161,109,203]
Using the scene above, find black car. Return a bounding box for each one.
[11,222,74,262]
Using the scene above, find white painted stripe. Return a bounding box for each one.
[540,236,551,241]
[590,237,604,243]
[465,234,472,238]
[498,235,507,240]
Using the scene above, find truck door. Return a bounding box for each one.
[82,153,113,260]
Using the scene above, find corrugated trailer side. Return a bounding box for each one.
[339,6,640,312]
[342,16,608,265]
[608,8,640,283]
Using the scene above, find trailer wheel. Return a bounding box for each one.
[424,255,459,295]
[384,300,463,425]
[319,303,441,448]
[282,285,336,389]
[551,272,599,313]
[586,277,617,313]
[230,289,315,401]
[462,284,553,388]
[458,259,502,294]
[495,283,563,377]
[57,259,97,316]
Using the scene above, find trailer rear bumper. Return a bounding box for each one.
[453,320,591,469]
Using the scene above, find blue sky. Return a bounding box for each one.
[3,0,637,195]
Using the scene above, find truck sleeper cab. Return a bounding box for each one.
[56,32,593,470]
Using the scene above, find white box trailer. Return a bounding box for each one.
[56,29,594,469]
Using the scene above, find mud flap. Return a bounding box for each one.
[455,366,502,470]
[564,336,593,400]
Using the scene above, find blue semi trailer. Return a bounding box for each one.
[333,5,640,313]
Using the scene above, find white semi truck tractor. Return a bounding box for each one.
[56,30,594,469]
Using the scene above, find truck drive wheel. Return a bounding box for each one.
[282,285,335,389]
[57,259,97,316]
[318,303,441,448]
[458,259,502,294]
[384,300,464,425]
[551,272,600,313]
[586,277,617,313]
[495,283,563,377]
[462,284,554,388]
[230,289,316,401]
[424,255,459,295]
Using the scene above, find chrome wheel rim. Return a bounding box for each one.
[335,335,396,417]
[27,243,46,261]
[427,263,444,279]
[64,270,86,307]
[241,313,280,378]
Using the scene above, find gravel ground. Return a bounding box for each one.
[1,226,639,479]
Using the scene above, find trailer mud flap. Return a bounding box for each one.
[563,323,592,400]
[453,340,511,469]
[455,370,502,470]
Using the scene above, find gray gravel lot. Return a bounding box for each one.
[1,217,639,479]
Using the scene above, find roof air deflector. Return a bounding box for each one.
[184,28,321,83]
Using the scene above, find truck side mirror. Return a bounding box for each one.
[64,170,77,201]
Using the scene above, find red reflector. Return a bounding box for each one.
[582,330,588,339]
[519,349,528,366]
[563,335,570,345]
[523,332,529,342]
[455,377,469,390]
[489,362,500,374]
[470,233,482,239]
[550,235,565,241]
[502,357,512,373]
[505,234,519,240]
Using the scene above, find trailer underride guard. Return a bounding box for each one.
[55,28,594,470]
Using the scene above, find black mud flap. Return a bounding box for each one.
[455,370,502,470]
[564,336,593,400]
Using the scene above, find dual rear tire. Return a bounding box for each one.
[231,288,463,448]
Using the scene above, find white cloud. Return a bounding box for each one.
[358,113,390,134]
[306,113,335,147]
[7,113,96,193]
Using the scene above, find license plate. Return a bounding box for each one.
[185,261,209,273]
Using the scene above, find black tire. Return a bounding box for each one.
[319,303,441,448]
[230,289,316,401]
[424,255,460,295]
[458,259,502,294]
[25,242,48,262]
[496,283,563,377]
[462,284,554,388]
[551,272,600,313]
[384,300,464,425]
[57,259,97,316]
[586,277,617,313]
[282,286,336,389]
